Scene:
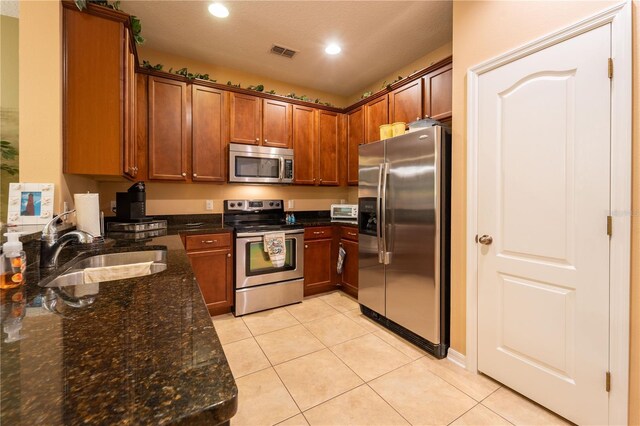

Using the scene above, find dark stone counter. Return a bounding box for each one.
[0,229,237,425]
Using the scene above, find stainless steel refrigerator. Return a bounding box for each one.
[358,125,450,359]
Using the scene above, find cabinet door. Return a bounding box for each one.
[346,107,364,185]
[123,31,137,179]
[390,79,423,125]
[423,63,452,121]
[188,248,233,316]
[365,94,389,144]
[192,85,226,182]
[262,99,291,148]
[292,105,317,185]
[340,239,359,298]
[229,93,261,145]
[148,76,188,180]
[304,238,333,296]
[63,6,123,175]
[317,110,339,186]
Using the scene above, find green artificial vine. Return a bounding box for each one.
[1,140,19,176]
[139,61,337,107]
[74,0,144,44]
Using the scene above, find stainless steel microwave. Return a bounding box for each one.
[229,143,294,184]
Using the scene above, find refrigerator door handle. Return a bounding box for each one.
[381,162,390,265]
[376,163,384,264]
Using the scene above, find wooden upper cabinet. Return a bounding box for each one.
[365,94,389,144]
[148,76,188,180]
[191,85,227,182]
[63,3,129,176]
[317,110,339,186]
[262,99,291,148]
[229,92,261,145]
[123,30,137,179]
[390,79,423,125]
[292,105,316,185]
[347,106,364,185]
[423,63,452,121]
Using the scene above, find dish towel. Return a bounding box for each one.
[264,232,286,267]
[83,261,154,284]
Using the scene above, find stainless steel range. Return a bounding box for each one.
[224,200,304,316]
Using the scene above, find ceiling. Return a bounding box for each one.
[120,1,452,97]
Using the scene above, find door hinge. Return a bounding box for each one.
[606,371,611,392]
[608,58,613,79]
[607,215,613,237]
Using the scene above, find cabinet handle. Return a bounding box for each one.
[348,232,356,236]
[133,167,138,173]
[255,137,260,142]
[313,231,322,235]
[193,173,198,178]
[319,178,323,183]
[202,240,217,244]
[305,244,308,249]
[264,139,268,143]
[416,117,420,121]
[424,114,430,118]
[227,253,231,258]
[181,172,187,177]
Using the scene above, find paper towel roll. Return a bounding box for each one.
[74,193,101,236]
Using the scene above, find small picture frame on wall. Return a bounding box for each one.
[7,183,55,226]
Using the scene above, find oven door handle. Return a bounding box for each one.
[236,231,304,240]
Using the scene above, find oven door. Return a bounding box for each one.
[236,231,304,289]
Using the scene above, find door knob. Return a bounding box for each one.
[478,235,493,245]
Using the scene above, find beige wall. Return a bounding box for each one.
[19,0,98,215]
[139,46,349,108]
[451,0,638,421]
[98,181,351,215]
[346,42,453,105]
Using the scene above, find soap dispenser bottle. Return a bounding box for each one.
[1,233,26,290]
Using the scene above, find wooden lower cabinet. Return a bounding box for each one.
[185,234,233,316]
[303,227,335,296]
[339,227,359,298]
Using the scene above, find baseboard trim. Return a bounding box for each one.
[447,348,466,369]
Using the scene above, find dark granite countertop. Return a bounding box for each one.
[0,229,237,425]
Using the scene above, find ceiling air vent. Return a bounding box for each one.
[270,44,297,59]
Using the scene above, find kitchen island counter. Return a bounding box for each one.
[0,231,237,425]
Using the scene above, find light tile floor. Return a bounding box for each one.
[212,291,572,426]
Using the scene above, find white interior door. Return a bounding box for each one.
[477,24,611,425]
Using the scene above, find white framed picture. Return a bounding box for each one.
[7,183,55,226]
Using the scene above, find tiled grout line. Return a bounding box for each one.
[476,387,516,425]
[363,382,414,425]
[445,402,481,426]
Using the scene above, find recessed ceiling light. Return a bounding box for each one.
[325,43,341,55]
[208,3,229,18]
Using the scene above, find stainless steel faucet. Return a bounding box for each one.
[40,210,96,268]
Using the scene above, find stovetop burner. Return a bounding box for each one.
[223,199,303,235]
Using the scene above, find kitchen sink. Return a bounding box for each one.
[40,250,167,288]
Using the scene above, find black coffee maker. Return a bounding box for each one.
[116,182,147,221]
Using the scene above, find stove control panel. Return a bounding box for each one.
[225,199,283,212]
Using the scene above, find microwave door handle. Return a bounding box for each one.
[377,163,384,264]
[279,157,284,181]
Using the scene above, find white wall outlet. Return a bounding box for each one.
[110,200,116,212]
[205,200,214,211]
[287,200,295,209]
